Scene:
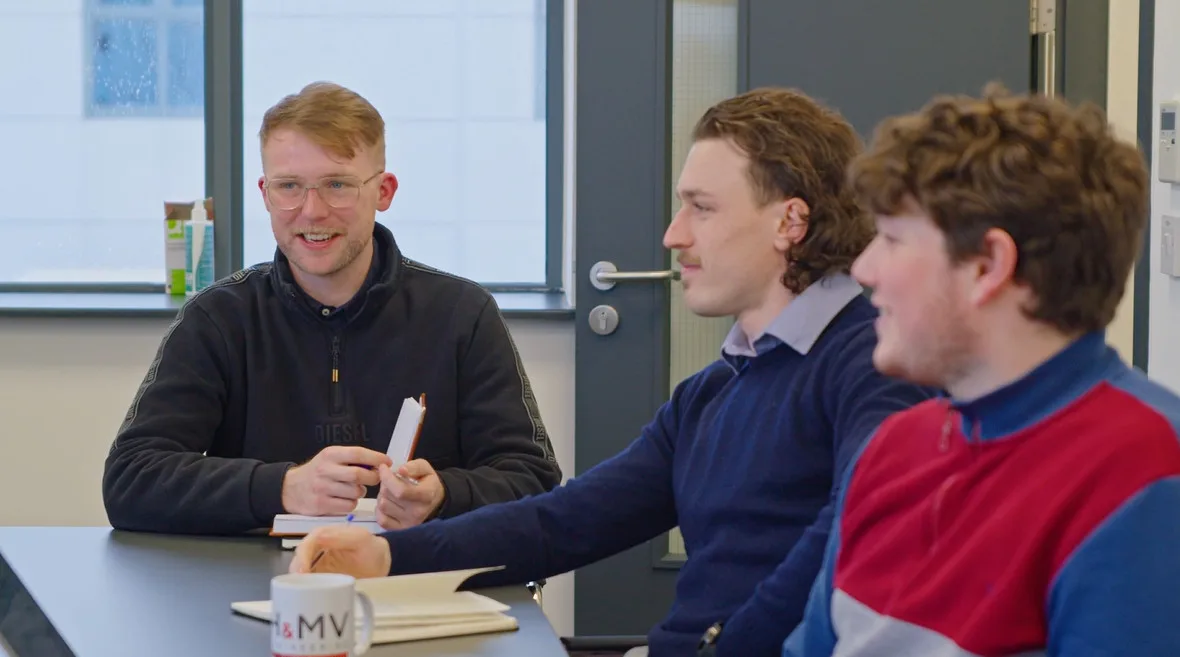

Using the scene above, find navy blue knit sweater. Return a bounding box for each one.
[378,296,934,655]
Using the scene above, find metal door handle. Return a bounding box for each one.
[590,260,680,291]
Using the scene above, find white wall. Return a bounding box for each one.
[1106,0,1140,361]
[1148,0,1180,388]
[0,316,578,637]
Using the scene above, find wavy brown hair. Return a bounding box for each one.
[848,83,1149,333]
[692,87,872,294]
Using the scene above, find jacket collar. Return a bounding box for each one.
[270,221,402,324]
[947,331,1120,441]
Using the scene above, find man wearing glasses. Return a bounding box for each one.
[102,81,562,535]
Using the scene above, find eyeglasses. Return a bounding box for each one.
[263,170,384,211]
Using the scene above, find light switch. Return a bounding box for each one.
[1162,215,1180,277]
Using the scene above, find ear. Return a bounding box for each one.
[257,177,270,209]
[773,197,811,251]
[376,172,399,212]
[967,227,1018,306]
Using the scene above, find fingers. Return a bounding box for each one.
[375,498,408,531]
[322,445,393,469]
[399,459,436,479]
[289,527,336,573]
[311,472,366,502]
[375,482,413,530]
[289,526,378,576]
[378,465,430,503]
[290,535,319,573]
[378,483,412,515]
[393,480,434,504]
[319,462,379,489]
[353,467,381,488]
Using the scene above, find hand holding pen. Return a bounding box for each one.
[292,525,391,579]
[374,460,446,530]
[280,446,391,516]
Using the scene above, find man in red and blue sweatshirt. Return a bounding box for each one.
[783,86,1180,656]
[286,88,937,656]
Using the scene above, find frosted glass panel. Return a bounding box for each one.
[665,0,738,561]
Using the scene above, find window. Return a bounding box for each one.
[87,0,205,117]
[0,1,205,285]
[0,0,557,291]
[241,0,551,285]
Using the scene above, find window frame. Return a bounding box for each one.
[0,0,570,319]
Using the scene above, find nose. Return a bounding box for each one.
[299,187,331,220]
[850,241,875,286]
[663,206,691,250]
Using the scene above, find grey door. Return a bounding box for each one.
[573,0,1042,638]
[571,0,680,638]
[739,0,1037,141]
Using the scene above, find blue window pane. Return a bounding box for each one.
[173,0,204,5]
[99,0,152,5]
[92,19,158,107]
[168,21,204,107]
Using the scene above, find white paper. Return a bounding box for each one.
[386,397,424,464]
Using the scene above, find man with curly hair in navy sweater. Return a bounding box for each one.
[288,88,936,657]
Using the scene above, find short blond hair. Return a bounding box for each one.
[259,81,386,167]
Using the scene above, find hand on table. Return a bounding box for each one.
[281,446,392,516]
[289,524,392,579]
[375,459,446,530]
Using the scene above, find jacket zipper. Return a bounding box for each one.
[330,335,344,416]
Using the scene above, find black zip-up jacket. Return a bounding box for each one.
[102,222,562,534]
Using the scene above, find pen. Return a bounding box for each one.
[350,463,419,486]
[394,472,421,487]
[308,550,325,572]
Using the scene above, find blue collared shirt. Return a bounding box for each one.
[721,273,865,370]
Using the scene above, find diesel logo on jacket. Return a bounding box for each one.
[314,422,371,446]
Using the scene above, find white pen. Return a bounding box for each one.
[394,471,420,487]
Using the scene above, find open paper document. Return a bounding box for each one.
[231,567,518,644]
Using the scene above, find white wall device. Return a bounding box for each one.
[1161,216,1180,277]
[1162,101,1179,184]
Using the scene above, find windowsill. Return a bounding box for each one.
[0,290,575,320]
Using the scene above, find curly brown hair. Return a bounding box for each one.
[692,87,873,294]
[848,83,1149,333]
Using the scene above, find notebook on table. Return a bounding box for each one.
[230,567,518,645]
[270,498,382,538]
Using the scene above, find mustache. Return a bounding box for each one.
[677,256,701,267]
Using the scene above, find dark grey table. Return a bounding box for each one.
[0,527,569,657]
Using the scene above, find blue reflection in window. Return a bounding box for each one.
[93,19,158,107]
[168,20,204,106]
[87,0,203,115]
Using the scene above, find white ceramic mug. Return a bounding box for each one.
[271,573,374,657]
